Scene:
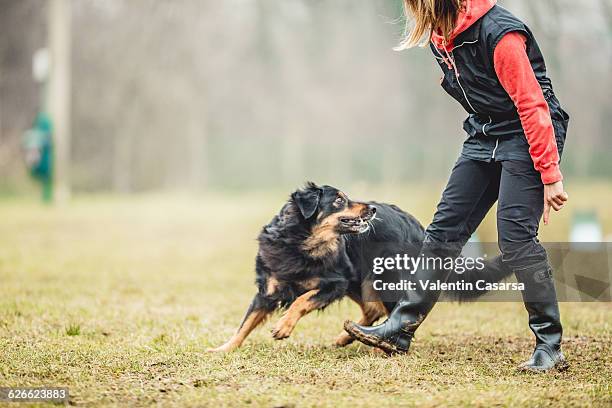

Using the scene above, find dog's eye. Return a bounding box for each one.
[334,197,345,207]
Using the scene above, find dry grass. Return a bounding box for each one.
[0,186,610,407]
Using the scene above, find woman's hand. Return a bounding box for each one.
[543,181,569,225]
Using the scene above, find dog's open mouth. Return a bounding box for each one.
[339,214,374,234]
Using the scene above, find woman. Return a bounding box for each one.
[344,0,570,372]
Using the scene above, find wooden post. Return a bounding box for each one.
[0,63,2,144]
[47,0,71,203]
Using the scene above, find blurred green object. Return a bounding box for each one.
[23,112,53,202]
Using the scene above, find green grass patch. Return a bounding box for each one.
[0,188,610,407]
[65,323,81,336]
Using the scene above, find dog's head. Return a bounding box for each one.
[291,182,376,235]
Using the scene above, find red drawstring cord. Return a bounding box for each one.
[442,40,460,78]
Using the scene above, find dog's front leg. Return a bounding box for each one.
[271,290,320,340]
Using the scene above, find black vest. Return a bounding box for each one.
[430,5,568,139]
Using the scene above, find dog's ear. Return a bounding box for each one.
[292,183,322,220]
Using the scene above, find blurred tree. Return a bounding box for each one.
[0,0,45,192]
[1,0,611,193]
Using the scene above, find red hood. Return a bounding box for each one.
[431,0,496,50]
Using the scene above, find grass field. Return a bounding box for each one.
[0,186,611,407]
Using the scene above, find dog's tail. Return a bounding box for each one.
[444,255,514,301]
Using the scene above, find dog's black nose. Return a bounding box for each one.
[368,205,377,215]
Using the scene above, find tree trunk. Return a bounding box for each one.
[48,0,71,202]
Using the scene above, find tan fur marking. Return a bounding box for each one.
[302,204,367,258]
[335,293,388,346]
[350,202,367,212]
[271,290,320,339]
[360,281,388,318]
[266,276,280,296]
[299,277,321,290]
[207,309,270,353]
[301,224,339,258]
[361,301,388,321]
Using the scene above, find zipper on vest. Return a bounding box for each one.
[452,39,478,50]
[442,44,479,114]
[432,40,482,115]
[455,71,478,114]
[448,42,497,152]
[492,138,499,159]
[449,49,478,114]
[433,40,501,159]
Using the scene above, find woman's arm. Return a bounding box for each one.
[494,32,568,224]
[493,32,562,185]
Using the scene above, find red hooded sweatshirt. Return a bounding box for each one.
[431,0,562,184]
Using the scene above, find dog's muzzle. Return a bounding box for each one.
[340,205,376,233]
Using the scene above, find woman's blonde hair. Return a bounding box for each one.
[395,0,462,50]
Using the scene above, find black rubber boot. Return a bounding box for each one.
[515,261,569,372]
[344,243,515,355]
[343,240,454,355]
[343,295,436,355]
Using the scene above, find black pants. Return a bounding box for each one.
[425,156,547,271]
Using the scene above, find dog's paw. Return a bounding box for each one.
[206,342,236,353]
[334,332,355,347]
[271,328,289,340]
[271,316,294,340]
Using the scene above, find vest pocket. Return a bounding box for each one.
[441,74,463,102]
[552,117,569,159]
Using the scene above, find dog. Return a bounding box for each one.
[207,182,511,352]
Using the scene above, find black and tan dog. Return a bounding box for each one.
[207,182,424,352]
[207,182,511,352]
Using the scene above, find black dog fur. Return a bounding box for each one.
[208,182,512,352]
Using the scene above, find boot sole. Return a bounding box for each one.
[518,359,570,373]
[343,320,408,356]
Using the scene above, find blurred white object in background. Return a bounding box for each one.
[32,48,49,83]
[570,210,603,252]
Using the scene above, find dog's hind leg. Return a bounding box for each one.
[207,295,273,353]
[271,290,320,340]
[334,298,387,347]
